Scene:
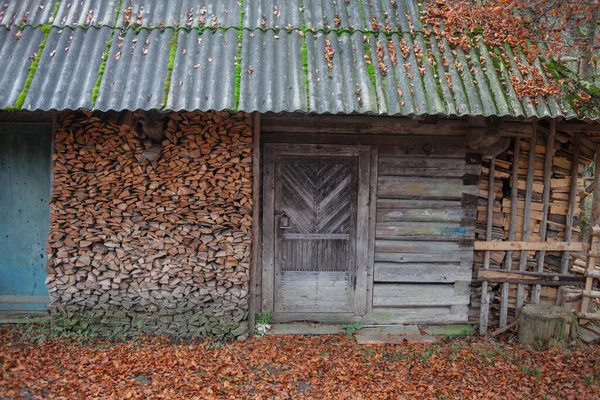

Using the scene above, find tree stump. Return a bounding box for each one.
[518,304,578,345]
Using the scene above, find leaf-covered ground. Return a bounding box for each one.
[1,327,599,399]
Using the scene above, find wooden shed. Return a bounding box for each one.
[0,1,599,337]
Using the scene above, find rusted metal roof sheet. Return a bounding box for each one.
[0,0,597,120]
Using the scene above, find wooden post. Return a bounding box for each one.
[560,133,580,274]
[500,138,520,328]
[479,158,495,335]
[580,146,600,318]
[249,112,261,331]
[516,125,537,312]
[533,120,556,303]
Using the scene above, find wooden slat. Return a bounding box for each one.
[561,133,580,273]
[376,240,467,253]
[583,290,600,298]
[376,205,467,223]
[378,156,479,177]
[261,146,276,313]
[376,222,474,241]
[374,262,471,283]
[366,148,379,317]
[353,147,371,316]
[378,176,472,200]
[517,127,537,311]
[480,158,495,335]
[477,269,585,286]
[533,121,556,304]
[577,312,600,321]
[500,138,520,328]
[373,283,470,307]
[368,306,469,324]
[249,112,261,329]
[474,241,589,251]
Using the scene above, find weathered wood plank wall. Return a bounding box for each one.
[262,115,486,325]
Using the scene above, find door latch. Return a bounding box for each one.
[277,212,291,229]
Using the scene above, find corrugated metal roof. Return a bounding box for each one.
[167,28,238,111]
[0,0,56,28]
[53,0,119,28]
[0,0,597,119]
[115,0,242,29]
[23,27,112,111]
[305,31,378,114]
[95,28,173,111]
[239,29,307,113]
[0,27,44,109]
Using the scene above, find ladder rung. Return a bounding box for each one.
[577,312,600,321]
[588,252,600,258]
[583,290,600,298]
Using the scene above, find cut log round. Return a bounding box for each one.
[517,304,578,345]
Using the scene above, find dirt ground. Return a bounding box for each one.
[0,326,598,399]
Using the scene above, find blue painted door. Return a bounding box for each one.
[0,123,52,311]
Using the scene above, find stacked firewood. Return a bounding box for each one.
[46,110,253,337]
[471,129,593,326]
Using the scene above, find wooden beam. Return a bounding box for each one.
[477,269,585,286]
[500,138,520,328]
[583,289,600,298]
[533,120,556,303]
[517,126,537,311]
[249,112,261,331]
[561,133,580,273]
[558,122,600,133]
[579,145,600,318]
[577,312,600,321]
[479,158,495,335]
[474,241,589,251]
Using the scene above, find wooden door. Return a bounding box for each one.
[263,144,370,319]
[0,124,52,311]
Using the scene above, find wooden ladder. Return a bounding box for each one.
[578,226,600,321]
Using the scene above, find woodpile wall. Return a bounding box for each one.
[46,111,253,338]
[470,127,594,327]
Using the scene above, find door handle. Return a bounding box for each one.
[276,212,291,229]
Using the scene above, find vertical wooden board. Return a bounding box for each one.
[353,147,370,315]
[0,124,52,311]
[366,148,378,316]
[261,146,276,313]
[249,112,260,329]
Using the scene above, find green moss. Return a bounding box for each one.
[233,29,243,111]
[363,36,377,92]
[51,0,61,19]
[359,0,367,29]
[13,25,52,109]
[301,37,310,111]
[161,30,179,109]
[91,40,111,107]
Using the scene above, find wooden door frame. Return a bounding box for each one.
[261,143,371,319]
